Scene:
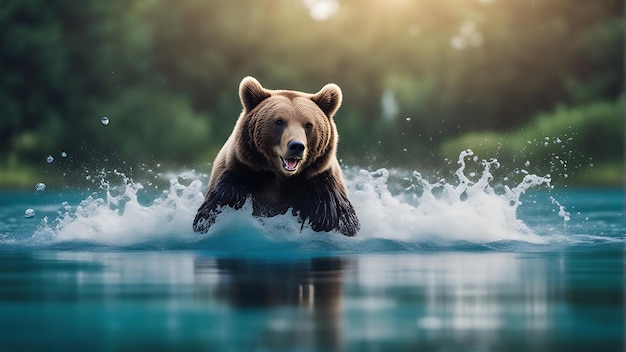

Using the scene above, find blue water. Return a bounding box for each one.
[0,154,623,351]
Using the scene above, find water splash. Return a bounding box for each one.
[24,209,36,219]
[550,196,571,227]
[32,170,204,247]
[349,149,550,245]
[18,150,564,251]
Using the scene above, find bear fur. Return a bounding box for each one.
[193,76,359,237]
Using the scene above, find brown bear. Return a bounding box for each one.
[193,76,359,237]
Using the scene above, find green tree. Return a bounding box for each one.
[1,0,621,186]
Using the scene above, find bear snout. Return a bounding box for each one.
[287,140,306,156]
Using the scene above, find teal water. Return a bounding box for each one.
[0,163,623,351]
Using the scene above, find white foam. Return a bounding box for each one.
[28,150,559,249]
[32,176,204,247]
[347,150,548,244]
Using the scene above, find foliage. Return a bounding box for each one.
[440,98,624,186]
[0,0,622,187]
[88,87,212,166]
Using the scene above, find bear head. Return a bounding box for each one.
[233,76,343,178]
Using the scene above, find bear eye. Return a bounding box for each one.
[275,119,284,126]
[305,122,313,129]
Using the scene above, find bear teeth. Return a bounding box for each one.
[281,157,300,171]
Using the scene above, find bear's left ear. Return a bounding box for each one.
[311,83,343,118]
[239,76,271,112]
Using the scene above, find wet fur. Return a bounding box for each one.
[193,77,359,237]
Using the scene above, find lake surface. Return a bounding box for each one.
[0,165,623,351]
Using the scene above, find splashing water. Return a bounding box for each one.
[24,209,36,219]
[550,196,571,227]
[349,149,550,245]
[15,150,567,251]
[32,171,204,247]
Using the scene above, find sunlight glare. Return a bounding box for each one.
[303,0,339,21]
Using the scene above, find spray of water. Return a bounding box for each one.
[348,149,551,245]
[21,149,565,251]
[32,171,205,247]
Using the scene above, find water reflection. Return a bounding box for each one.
[195,257,349,350]
[0,249,621,351]
[345,253,563,349]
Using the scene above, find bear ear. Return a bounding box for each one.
[239,76,271,112]
[311,83,343,118]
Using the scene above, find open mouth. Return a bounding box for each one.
[280,156,301,172]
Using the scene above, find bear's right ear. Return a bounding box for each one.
[239,76,271,112]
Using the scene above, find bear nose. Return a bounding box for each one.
[288,140,306,154]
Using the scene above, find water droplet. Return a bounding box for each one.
[61,151,68,158]
[524,160,530,167]
[46,155,54,163]
[101,116,110,125]
[405,117,411,122]
[24,209,35,218]
[35,182,46,192]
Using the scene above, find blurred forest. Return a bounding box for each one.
[1,0,623,187]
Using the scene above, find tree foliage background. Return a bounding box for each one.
[1,0,622,187]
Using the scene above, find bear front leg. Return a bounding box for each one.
[309,188,359,237]
[334,194,360,237]
[193,180,249,233]
[296,173,360,237]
